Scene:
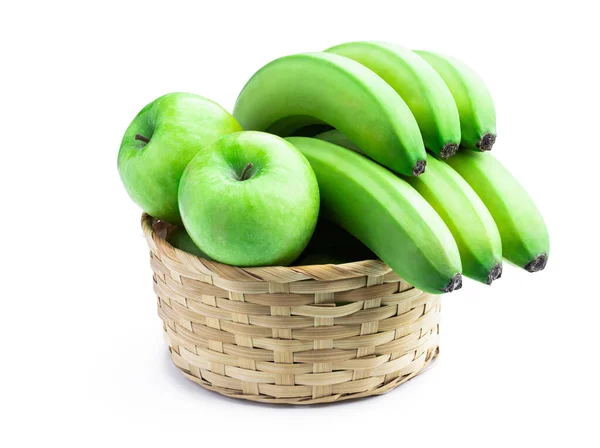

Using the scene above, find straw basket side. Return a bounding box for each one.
[142,214,441,404]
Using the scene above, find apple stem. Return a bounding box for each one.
[135,134,151,143]
[239,163,254,181]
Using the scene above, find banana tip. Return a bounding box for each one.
[477,133,496,151]
[440,143,458,159]
[412,159,427,176]
[525,254,548,272]
[487,263,503,285]
[443,273,463,293]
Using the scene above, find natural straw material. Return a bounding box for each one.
[142,214,441,404]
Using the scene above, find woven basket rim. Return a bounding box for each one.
[142,213,393,283]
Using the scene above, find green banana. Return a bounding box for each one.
[316,129,362,151]
[415,50,496,152]
[326,41,461,159]
[286,136,462,294]
[317,130,503,284]
[445,151,549,272]
[234,52,427,176]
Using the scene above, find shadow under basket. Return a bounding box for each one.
[142,214,441,404]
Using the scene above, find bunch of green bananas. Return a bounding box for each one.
[233,41,549,294]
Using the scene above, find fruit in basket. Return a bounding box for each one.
[118,92,242,224]
[415,51,496,152]
[317,130,503,284]
[287,137,462,294]
[179,131,319,266]
[233,52,427,176]
[166,227,211,259]
[326,41,461,159]
[167,219,370,266]
[446,151,549,272]
[166,216,374,305]
[293,219,376,265]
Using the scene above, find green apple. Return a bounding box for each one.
[166,227,211,259]
[178,131,320,266]
[118,92,242,224]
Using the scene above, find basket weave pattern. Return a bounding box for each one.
[143,214,441,404]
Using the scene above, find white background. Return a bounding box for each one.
[2,1,599,446]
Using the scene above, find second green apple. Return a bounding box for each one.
[118,92,242,224]
[179,131,320,266]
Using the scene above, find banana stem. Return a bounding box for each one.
[412,159,427,176]
[525,254,547,272]
[487,263,503,285]
[443,273,463,293]
[477,133,496,151]
[440,143,458,159]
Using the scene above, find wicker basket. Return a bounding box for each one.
[142,213,441,404]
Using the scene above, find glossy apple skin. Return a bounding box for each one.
[118,93,242,224]
[178,131,320,266]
